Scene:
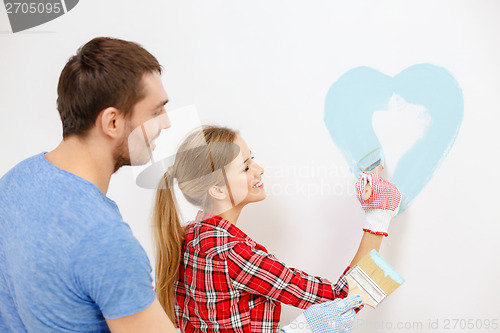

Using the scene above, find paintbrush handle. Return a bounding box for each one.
[362,165,383,200]
[345,275,377,308]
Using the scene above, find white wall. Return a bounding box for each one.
[1,1,500,332]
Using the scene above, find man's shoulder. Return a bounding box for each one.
[0,153,43,183]
[0,152,129,250]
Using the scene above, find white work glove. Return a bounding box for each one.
[355,171,401,237]
[281,295,362,333]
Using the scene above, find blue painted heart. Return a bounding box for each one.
[324,64,463,213]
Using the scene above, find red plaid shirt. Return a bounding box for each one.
[175,211,350,332]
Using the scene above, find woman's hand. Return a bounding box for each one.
[355,171,401,237]
[281,295,362,333]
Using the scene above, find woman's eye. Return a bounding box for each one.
[243,156,254,172]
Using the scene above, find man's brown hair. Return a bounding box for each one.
[57,37,162,138]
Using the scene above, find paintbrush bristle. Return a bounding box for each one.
[356,250,404,296]
[357,147,384,174]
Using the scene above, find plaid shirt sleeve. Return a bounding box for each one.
[226,241,349,310]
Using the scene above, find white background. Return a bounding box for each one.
[1,1,500,332]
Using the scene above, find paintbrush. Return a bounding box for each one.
[357,148,384,200]
[345,249,404,308]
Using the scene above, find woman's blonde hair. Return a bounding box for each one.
[153,125,238,323]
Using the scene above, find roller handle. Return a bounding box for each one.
[362,164,383,200]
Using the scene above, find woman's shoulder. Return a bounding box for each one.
[183,221,250,259]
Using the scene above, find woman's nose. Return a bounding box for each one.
[252,162,264,175]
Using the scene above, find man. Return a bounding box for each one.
[0,37,175,332]
[0,37,363,332]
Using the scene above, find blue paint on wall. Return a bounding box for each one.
[369,249,405,284]
[324,64,463,213]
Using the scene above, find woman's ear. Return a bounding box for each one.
[208,185,226,201]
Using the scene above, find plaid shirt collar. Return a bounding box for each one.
[194,210,250,240]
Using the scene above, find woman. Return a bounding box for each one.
[153,126,400,332]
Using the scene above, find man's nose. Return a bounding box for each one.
[159,111,171,130]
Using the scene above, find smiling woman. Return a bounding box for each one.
[152,125,399,332]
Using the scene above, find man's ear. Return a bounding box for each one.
[208,185,227,201]
[98,107,123,138]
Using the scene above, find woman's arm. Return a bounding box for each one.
[349,232,383,267]
[226,241,347,309]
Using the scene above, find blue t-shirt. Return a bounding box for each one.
[0,153,157,332]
